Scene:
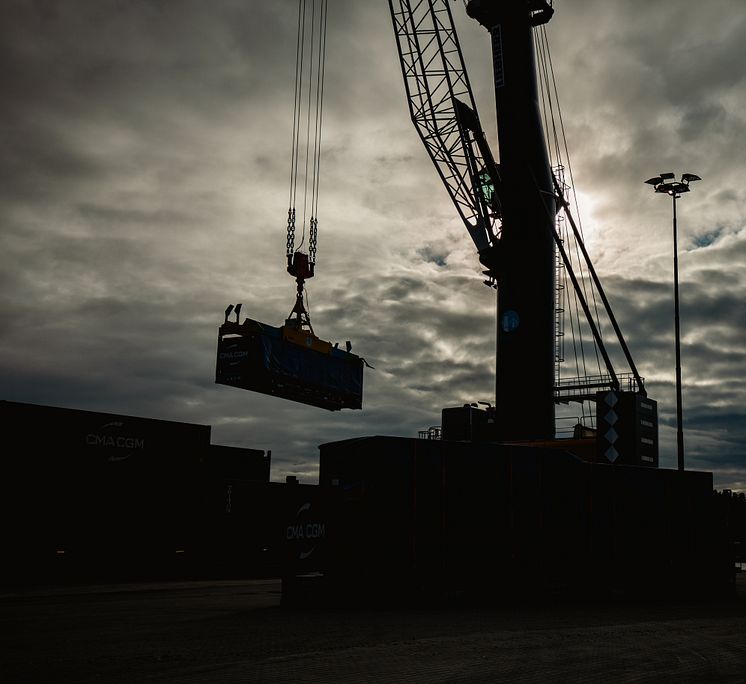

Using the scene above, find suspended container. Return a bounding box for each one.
[216,317,364,411]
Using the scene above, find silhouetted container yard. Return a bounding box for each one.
[1,401,275,583]
[280,436,733,602]
[2,400,743,600]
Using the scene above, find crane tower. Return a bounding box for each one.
[467,0,557,440]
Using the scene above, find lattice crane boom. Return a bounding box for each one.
[388,0,502,278]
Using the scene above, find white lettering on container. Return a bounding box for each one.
[286,522,326,541]
[86,434,145,449]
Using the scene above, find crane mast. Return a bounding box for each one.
[468,0,557,440]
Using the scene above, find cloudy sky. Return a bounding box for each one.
[2,0,745,490]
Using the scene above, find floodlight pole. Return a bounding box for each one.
[645,172,700,471]
[671,191,684,472]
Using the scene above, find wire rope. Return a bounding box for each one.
[291,0,307,211]
[299,0,318,249]
[541,26,605,367]
[537,25,605,384]
[287,0,327,267]
[312,0,328,222]
[309,0,328,264]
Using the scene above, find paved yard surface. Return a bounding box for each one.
[2,575,745,683]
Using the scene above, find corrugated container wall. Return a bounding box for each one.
[317,436,727,598]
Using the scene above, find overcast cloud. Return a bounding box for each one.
[1,0,744,490]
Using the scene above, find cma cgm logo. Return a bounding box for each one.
[286,502,325,561]
[219,346,249,366]
[86,421,145,462]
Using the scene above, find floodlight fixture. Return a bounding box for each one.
[224,304,234,323]
[234,303,243,322]
[648,170,701,198]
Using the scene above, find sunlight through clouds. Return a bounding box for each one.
[0,0,744,488]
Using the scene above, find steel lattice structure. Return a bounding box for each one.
[388,0,501,258]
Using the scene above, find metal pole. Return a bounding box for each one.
[672,193,685,470]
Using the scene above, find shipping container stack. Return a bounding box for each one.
[280,435,733,603]
[0,401,273,585]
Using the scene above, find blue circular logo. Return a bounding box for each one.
[501,309,520,332]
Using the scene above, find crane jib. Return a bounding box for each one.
[389,0,502,262]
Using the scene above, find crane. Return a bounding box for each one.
[390,0,657,464]
[280,0,729,609]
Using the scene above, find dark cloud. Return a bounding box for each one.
[691,228,724,249]
[0,1,743,491]
[418,245,449,267]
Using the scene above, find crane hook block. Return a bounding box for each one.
[287,251,314,280]
[216,311,364,411]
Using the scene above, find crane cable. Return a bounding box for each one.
[535,27,606,387]
[287,0,328,267]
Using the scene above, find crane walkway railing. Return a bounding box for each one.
[554,372,641,403]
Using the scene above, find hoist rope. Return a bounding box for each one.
[541,25,606,352]
[290,1,305,212]
[308,0,327,263]
[535,25,607,391]
[535,27,590,386]
[541,26,603,369]
[287,0,327,264]
[287,0,306,258]
[299,0,317,249]
[312,1,328,223]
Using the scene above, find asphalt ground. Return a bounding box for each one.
[2,574,745,683]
